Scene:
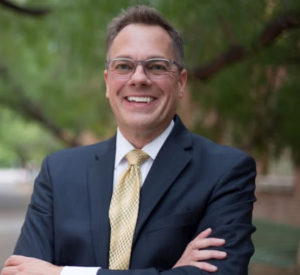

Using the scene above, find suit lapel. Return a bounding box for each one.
[133,116,192,245]
[88,136,116,268]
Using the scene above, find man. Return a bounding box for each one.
[1,5,256,275]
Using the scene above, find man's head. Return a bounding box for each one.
[106,5,184,67]
[104,6,187,148]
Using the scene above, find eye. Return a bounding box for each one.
[146,60,170,72]
[116,64,132,70]
[110,60,134,71]
[151,64,167,71]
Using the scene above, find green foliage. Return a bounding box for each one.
[0,107,63,167]
[0,0,299,166]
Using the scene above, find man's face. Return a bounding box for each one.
[104,24,187,139]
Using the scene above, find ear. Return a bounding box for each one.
[178,69,187,98]
[104,70,109,98]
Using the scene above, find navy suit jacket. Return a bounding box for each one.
[14,116,256,275]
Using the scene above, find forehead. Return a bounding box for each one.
[108,24,174,59]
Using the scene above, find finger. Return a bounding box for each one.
[4,255,31,267]
[194,228,212,240]
[192,262,218,273]
[193,238,225,249]
[193,250,227,261]
[1,266,19,275]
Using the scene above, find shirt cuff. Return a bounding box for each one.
[61,266,100,275]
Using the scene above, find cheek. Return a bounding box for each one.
[105,83,116,99]
[107,81,126,97]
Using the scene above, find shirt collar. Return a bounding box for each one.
[115,120,175,168]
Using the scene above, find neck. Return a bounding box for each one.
[119,123,170,149]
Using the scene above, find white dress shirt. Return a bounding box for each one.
[61,121,174,275]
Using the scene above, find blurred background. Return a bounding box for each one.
[0,0,300,274]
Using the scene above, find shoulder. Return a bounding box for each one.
[190,132,256,171]
[192,133,248,157]
[172,115,255,168]
[44,136,116,169]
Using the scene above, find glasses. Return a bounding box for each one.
[106,58,183,80]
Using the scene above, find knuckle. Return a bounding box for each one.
[196,239,208,249]
[5,255,16,266]
[4,257,11,266]
[18,264,27,272]
[192,240,201,249]
[187,240,194,248]
[204,238,212,245]
[191,249,198,259]
[200,250,210,258]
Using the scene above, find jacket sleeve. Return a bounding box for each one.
[97,154,257,275]
[14,156,54,262]
[14,153,256,275]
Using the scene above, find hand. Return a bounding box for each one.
[173,228,227,273]
[1,255,63,275]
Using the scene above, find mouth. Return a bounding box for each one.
[126,96,156,103]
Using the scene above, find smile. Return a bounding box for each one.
[126,96,155,103]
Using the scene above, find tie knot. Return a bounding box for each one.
[126,149,149,166]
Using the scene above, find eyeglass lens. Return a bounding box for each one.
[108,59,172,79]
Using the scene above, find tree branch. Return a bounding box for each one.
[193,11,300,81]
[194,45,247,80]
[0,62,79,147]
[217,14,238,46]
[0,0,51,17]
[259,11,300,47]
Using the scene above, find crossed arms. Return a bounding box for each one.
[2,228,227,275]
[1,149,256,275]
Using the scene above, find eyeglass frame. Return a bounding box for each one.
[105,57,184,80]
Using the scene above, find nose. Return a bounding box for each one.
[128,64,151,87]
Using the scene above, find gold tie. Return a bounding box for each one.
[109,149,149,270]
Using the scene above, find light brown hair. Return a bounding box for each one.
[106,5,184,67]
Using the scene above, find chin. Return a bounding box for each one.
[130,120,154,130]
[125,119,157,132]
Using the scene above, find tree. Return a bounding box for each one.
[0,0,299,167]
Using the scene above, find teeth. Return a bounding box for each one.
[127,96,154,103]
